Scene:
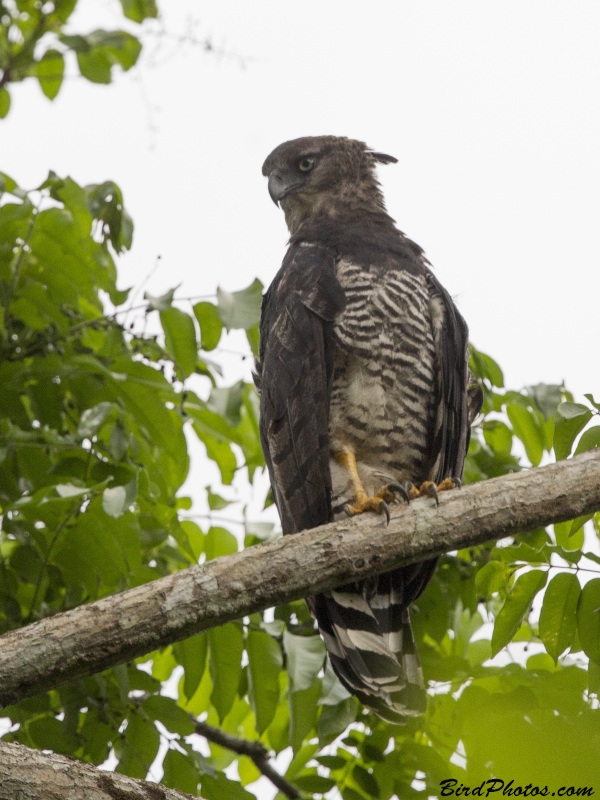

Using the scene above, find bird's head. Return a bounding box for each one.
[262,136,397,235]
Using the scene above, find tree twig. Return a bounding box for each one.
[194,718,302,799]
[0,449,599,708]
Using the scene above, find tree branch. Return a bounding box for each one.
[0,740,200,800]
[193,718,301,799]
[1,450,599,708]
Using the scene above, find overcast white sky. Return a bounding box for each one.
[2,1,599,789]
[3,0,599,400]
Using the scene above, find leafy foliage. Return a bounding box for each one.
[0,0,155,117]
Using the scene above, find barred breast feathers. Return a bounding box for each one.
[329,257,437,495]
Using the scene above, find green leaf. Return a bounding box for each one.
[491,569,547,656]
[554,404,592,460]
[577,578,600,664]
[160,306,198,379]
[353,764,380,797]
[55,483,89,498]
[469,347,504,387]
[0,88,10,119]
[162,748,200,793]
[294,775,337,793]
[574,425,600,455]
[217,278,263,330]
[238,757,261,786]
[142,695,195,735]
[506,404,545,466]
[88,29,142,70]
[194,429,237,486]
[585,393,600,412]
[119,0,158,23]
[589,660,600,695]
[209,623,243,721]
[59,34,90,53]
[245,324,260,358]
[475,561,512,597]
[528,383,563,421]
[27,715,79,754]
[526,652,557,671]
[482,420,512,456]
[205,527,237,560]
[284,631,326,693]
[281,741,318,780]
[37,49,65,100]
[194,301,223,351]
[201,772,255,800]
[109,421,128,462]
[318,698,357,743]
[569,514,593,538]
[266,687,290,754]
[317,755,348,770]
[77,48,112,84]
[174,632,208,700]
[102,476,137,517]
[556,401,591,420]
[319,658,351,706]
[116,714,160,778]
[78,402,115,438]
[206,486,232,511]
[539,572,581,662]
[247,629,283,734]
[289,679,321,753]
[0,172,17,197]
[554,520,584,552]
[207,382,244,427]
[145,286,177,310]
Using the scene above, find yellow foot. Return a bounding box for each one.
[405,477,462,506]
[344,483,410,525]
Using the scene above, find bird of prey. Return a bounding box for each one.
[255,136,482,722]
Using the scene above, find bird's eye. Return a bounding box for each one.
[298,157,315,172]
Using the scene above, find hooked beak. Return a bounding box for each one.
[268,170,302,206]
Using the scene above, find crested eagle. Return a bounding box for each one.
[255,136,482,722]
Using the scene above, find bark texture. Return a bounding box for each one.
[0,740,199,800]
[1,450,599,708]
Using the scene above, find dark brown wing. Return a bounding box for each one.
[255,242,346,534]
[426,269,483,484]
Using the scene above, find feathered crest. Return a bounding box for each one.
[370,151,398,165]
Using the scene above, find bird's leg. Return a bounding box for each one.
[335,449,409,524]
[404,477,462,507]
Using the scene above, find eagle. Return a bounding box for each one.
[255,136,482,722]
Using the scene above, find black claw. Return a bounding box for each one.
[387,482,410,504]
[404,481,415,496]
[343,505,352,518]
[380,500,391,525]
[452,477,462,489]
[428,484,440,506]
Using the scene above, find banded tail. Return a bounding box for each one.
[307,560,437,723]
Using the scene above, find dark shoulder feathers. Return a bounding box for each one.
[426,269,483,482]
[255,242,346,534]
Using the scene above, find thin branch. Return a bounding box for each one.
[25,501,85,622]
[194,718,301,800]
[0,450,599,708]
